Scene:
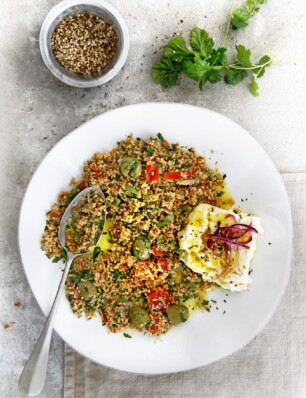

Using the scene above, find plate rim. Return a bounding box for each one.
[18,102,293,374]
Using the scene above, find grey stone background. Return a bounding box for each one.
[0,0,305,397]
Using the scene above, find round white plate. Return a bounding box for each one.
[19,103,292,374]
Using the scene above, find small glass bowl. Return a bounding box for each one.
[39,0,129,88]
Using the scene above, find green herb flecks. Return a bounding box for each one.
[117,295,127,303]
[159,214,175,228]
[125,185,138,195]
[186,281,201,289]
[113,194,121,207]
[156,132,165,143]
[52,249,67,263]
[146,147,154,156]
[92,246,101,261]
[71,269,92,283]
[113,269,126,282]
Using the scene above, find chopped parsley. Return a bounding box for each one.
[125,185,138,195]
[187,281,201,289]
[156,132,165,143]
[113,194,121,207]
[52,249,67,263]
[92,246,101,261]
[159,214,175,228]
[113,269,126,282]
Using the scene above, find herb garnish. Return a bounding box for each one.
[152,1,275,96]
[123,333,132,338]
[231,0,267,29]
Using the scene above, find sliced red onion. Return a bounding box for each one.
[208,234,250,249]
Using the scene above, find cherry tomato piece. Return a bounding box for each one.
[146,164,160,182]
[152,245,169,256]
[147,288,171,310]
[158,258,169,272]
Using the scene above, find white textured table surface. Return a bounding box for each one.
[0,1,305,397]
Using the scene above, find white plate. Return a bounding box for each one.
[19,103,292,374]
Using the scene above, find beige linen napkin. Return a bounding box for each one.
[64,173,306,398]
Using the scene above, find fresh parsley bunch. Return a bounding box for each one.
[231,0,267,29]
[152,28,272,96]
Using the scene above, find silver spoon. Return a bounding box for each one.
[19,187,106,396]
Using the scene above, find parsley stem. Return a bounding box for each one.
[228,60,272,70]
[222,0,238,47]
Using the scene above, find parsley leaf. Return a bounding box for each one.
[182,58,210,88]
[190,28,214,57]
[206,69,222,84]
[207,48,227,66]
[250,77,260,96]
[231,8,250,29]
[253,55,271,77]
[164,36,193,63]
[236,45,252,67]
[151,59,180,88]
[224,69,247,85]
[231,0,268,29]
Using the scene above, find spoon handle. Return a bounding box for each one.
[18,253,75,396]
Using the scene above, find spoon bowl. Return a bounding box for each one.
[58,186,106,251]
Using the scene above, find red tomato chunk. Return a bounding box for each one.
[146,164,160,182]
[164,168,197,181]
[152,245,169,256]
[147,288,171,310]
[157,258,169,271]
